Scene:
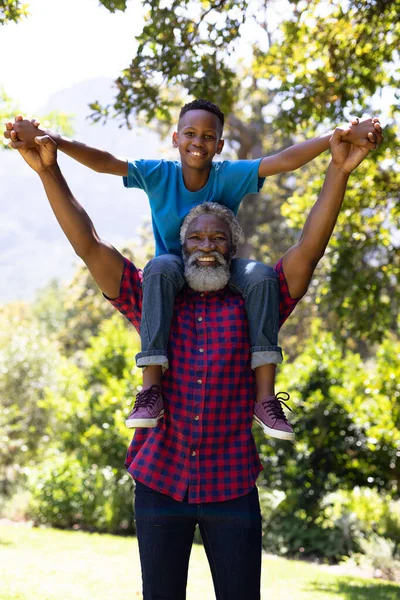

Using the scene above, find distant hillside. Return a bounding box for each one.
[1,78,170,303]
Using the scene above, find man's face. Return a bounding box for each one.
[182,214,232,292]
[172,110,224,171]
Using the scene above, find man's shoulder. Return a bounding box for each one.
[106,257,143,305]
[104,256,143,331]
[274,258,302,328]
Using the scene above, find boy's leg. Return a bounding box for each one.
[229,259,294,441]
[134,480,196,600]
[126,255,185,428]
[198,487,262,600]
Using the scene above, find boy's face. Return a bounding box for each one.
[172,110,224,170]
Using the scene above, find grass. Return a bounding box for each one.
[1,524,400,599]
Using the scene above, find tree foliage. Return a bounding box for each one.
[258,0,400,131]
[92,0,400,129]
[0,0,27,26]
[91,0,252,125]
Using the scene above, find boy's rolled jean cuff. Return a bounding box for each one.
[136,351,169,373]
[250,347,283,370]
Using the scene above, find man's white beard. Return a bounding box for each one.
[183,250,231,292]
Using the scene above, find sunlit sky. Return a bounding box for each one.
[0,0,145,112]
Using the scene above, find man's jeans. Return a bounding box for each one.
[136,254,283,371]
[134,480,262,600]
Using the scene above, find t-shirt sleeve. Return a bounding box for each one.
[274,259,302,328]
[123,159,164,191]
[104,258,143,332]
[216,159,266,214]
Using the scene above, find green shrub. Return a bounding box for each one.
[355,535,400,582]
[260,487,400,563]
[261,502,354,562]
[28,454,135,534]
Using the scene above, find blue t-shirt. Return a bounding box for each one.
[123,159,265,256]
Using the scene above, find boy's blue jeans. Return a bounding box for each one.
[134,480,262,600]
[136,254,282,371]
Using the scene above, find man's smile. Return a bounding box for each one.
[196,256,217,265]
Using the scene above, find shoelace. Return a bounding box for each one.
[133,385,161,411]
[262,392,291,423]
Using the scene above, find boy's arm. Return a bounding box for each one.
[12,131,125,299]
[280,127,374,299]
[258,117,382,177]
[5,116,128,176]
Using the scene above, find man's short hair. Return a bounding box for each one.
[180,202,243,255]
[179,99,224,131]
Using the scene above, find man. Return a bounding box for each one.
[10,123,380,599]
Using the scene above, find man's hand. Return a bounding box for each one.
[330,127,371,174]
[343,117,382,149]
[11,130,57,174]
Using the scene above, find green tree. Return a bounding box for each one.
[91,0,399,129]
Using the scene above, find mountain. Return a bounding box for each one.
[0,78,171,303]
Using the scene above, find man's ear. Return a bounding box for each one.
[172,132,179,148]
[216,139,224,154]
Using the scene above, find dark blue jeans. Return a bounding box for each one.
[134,480,262,600]
[136,254,282,371]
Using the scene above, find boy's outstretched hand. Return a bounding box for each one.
[5,115,41,149]
[330,127,372,174]
[11,130,57,174]
[344,117,382,149]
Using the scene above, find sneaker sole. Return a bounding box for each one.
[125,410,165,429]
[253,415,295,441]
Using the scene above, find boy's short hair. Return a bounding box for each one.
[180,202,243,255]
[179,99,224,131]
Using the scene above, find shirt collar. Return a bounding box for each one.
[182,284,229,302]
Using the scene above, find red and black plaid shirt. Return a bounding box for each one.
[108,257,299,503]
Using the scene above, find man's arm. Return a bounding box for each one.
[280,127,375,299]
[5,116,128,176]
[258,117,382,178]
[13,133,125,298]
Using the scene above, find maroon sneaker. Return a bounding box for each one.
[125,385,164,428]
[253,392,295,441]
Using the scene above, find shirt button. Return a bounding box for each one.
[191,450,197,457]
[197,317,203,322]
[194,415,200,421]
[199,348,204,353]
[200,293,204,297]
[197,379,202,384]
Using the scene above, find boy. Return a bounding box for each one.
[5,101,381,441]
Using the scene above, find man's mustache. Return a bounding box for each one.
[186,250,228,267]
